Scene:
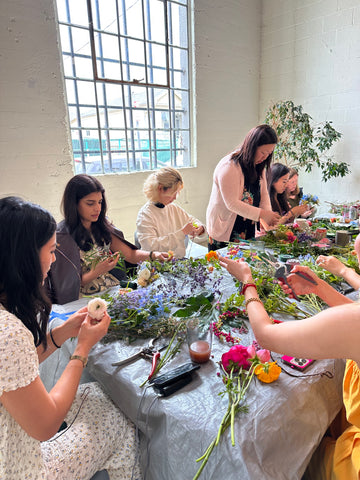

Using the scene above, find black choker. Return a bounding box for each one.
[154,202,165,208]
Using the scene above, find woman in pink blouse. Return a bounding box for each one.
[206,124,280,250]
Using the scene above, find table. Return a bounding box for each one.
[41,266,350,480]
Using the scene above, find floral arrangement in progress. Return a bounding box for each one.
[300,193,319,207]
[82,243,125,271]
[193,342,281,479]
[101,256,224,343]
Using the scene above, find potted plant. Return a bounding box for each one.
[264,100,349,182]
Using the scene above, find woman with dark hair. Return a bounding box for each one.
[0,196,141,479]
[206,124,281,250]
[259,163,309,232]
[48,174,169,304]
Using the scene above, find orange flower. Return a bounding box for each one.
[254,362,281,383]
[205,251,219,262]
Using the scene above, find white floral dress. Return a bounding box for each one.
[0,306,141,480]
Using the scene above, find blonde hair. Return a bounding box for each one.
[143,167,183,202]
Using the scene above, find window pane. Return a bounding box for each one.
[145,0,166,44]
[123,0,144,40]
[168,2,188,48]
[91,0,118,34]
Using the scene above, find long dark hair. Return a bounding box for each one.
[0,197,56,348]
[268,163,290,214]
[231,124,278,183]
[61,174,113,251]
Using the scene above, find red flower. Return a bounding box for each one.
[221,344,251,372]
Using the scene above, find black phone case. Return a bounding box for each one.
[153,374,193,397]
[150,362,200,388]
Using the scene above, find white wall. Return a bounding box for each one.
[260,0,360,209]
[0,0,261,239]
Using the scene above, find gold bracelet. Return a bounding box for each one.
[69,355,88,368]
[245,297,263,310]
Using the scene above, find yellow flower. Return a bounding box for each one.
[254,362,281,383]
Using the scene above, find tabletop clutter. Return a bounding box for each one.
[43,214,358,480]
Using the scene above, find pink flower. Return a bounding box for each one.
[247,345,256,358]
[221,345,251,372]
[257,349,271,363]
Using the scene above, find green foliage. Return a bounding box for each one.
[264,100,349,182]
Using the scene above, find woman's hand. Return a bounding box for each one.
[182,221,196,236]
[260,209,280,226]
[76,311,111,351]
[218,255,253,284]
[316,255,346,277]
[93,253,120,276]
[152,251,170,262]
[279,265,319,298]
[292,204,309,217]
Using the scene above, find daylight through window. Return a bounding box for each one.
[56,0,191,174]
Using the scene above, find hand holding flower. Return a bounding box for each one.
[88,298,108,321]
[218,255,253,284]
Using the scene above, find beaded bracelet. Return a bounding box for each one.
[241,283,257,295]
[49,328,61,349]
[245,297,263,310]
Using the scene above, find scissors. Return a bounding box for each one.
[111,337,168,367]
[275,264,317,300]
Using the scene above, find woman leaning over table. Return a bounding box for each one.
[206,124,281,250]
[136,166,206,258]
[219,255,360,480]
[259,163,310,232]
[0,196,141,480]
[47,174,169,304]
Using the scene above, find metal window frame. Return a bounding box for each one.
[57,0,190,174]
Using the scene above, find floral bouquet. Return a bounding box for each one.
[300,193,319,207]
[137,261,159,287]
[193,343,281,479]
[82,243,125,271]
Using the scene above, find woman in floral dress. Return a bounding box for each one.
[0,196,141,479]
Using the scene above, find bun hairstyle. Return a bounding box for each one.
[143,167,183,202]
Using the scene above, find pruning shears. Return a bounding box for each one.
[274,264,317,300]
[111,337,168,367]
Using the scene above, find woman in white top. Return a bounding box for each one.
[136,167,206,258]
[0,196,141,480]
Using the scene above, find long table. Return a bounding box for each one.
[41,264,351,480]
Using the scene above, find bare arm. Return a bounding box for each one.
[1,312,110,441]
[111,233,169,263]
[316,255,360,290]
[218,256,360,363]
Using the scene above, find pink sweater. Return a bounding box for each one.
[206,154,272,242]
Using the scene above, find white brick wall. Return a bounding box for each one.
[260,0,360,206]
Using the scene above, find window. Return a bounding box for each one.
[56,0,191,174]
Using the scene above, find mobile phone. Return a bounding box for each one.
[281,355,315,371]
[150,362,200,388]
[153,374,194,397]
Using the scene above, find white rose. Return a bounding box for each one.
[139,267,151,280]
[87,298,107,320]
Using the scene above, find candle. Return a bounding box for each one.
[189,340,211,363]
